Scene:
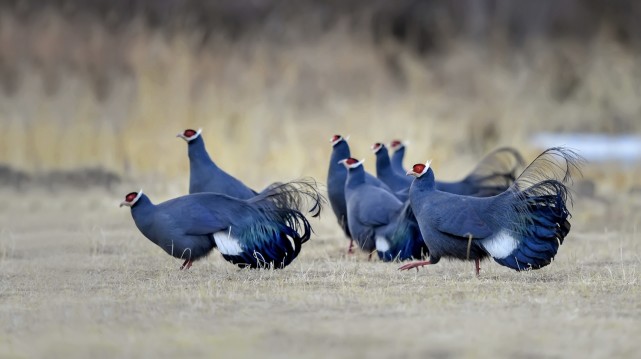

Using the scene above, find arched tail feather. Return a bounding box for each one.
[463,147,526,195]
[221,179,321,269]
[253,178,326,218]
[223,207,313,269]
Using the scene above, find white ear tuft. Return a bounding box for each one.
[132,189,144,205]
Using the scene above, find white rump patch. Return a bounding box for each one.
[214,229,243,256]
[375,236,390,252]
[480,230,519,259]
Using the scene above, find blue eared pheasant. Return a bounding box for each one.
[327,135,395,252]
[341,157,427,261]
[389,140,407,175]
[177,128,258,198]
[399,147,580,274]
[372,142,413,192]
[120,180,323,270]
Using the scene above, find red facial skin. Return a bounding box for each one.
[125,192,138,203]
[183,129,198,137]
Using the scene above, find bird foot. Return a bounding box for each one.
[398,261,432,271]
[180,259,192,270]
[347,240,354,255]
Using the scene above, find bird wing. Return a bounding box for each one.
[353,187,403,227]
[160,194,250,235]
[365,172,392,192]
[430,195,494,239]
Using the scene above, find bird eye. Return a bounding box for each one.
[184,129,197,137]
[345,158,358,165]
[331,135,341,142]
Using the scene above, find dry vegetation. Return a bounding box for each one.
[1,4,641,187]
[0,188,640,358]
[1,2,641,358]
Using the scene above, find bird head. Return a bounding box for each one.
[176,128,202,142]
[407,161,432,178]
[371,142,384,154]
[329,134,350,147]
[390,140,405,151]
[120,190,143,208]
[338,157,364,169]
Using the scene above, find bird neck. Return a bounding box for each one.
[345,166,366,188]
[375,147,392,176]
[392,146,405,162]
[130,195,156,237]
[412,169,436,192]
[188,137,218,168]
[329,142,351,171]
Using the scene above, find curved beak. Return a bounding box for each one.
[119,201,128,208]
[406,170,415,176]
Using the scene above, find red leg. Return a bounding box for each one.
[475,258,481,277]
[180,259,192,270]
[368,252,373,261]
[347,239,354,255]
[398,261,432,271]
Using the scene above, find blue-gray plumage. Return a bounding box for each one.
[120,180,323,269]
[434,147,526,196]
[386,143,525,197]
[178,128,257,198]
[400,147,580,274]
[390,140,407,175]
[326,135,394,249]
[341,157,427,261]
[372,143,413,192]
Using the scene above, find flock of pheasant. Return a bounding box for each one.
[120,128,580,275]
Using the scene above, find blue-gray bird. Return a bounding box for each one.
[341,157,427,261]
[372,142,413,192]
[120,180,323,270]
[400,147,579,275]
[177,128,258,198]
[326,134,396,253]
[389,140,407,175]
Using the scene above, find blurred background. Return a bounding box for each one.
[1,0,641,197]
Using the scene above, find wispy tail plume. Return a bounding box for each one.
[252,178,326,218]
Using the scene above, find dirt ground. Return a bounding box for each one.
[0,186,639,359]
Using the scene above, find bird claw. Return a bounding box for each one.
[398,261,432,271]
[347,240,354,255]
[180,259,192,270]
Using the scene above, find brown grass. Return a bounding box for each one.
[0,188,640,358]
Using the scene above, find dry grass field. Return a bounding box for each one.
[2,3,641,358]
[0,182,640,358]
